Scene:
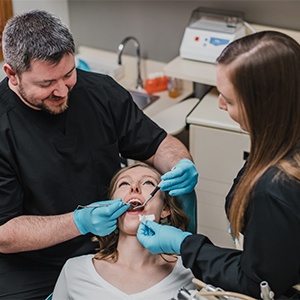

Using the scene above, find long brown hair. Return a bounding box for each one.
[217,31,300,237]
[93,162,189,261]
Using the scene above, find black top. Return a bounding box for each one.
[181,163,300,298]
[0,69,167,299]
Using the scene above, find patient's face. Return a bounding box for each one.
[112,166,170,235]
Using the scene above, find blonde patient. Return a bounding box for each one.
[52,162,195,299]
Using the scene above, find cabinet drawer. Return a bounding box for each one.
[190,124,250,248]
[190,125,250,184]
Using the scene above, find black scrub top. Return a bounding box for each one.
[180,163,300,298]
[0,69,167,298]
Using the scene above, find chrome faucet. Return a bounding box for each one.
[117,36,143,90]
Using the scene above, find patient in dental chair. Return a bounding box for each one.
[52,162,195,299]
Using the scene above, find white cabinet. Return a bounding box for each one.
[187,88,250,248]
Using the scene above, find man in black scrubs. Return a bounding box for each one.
[0,10,198,299]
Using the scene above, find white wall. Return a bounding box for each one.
[0,0,70,81]
[12,0,69,26]
[68,1,300,63]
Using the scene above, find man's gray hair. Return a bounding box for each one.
[2,9,75,74]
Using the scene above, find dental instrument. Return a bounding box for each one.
[76,203,115,210]
[133,183,161,210]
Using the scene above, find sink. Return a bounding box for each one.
[129,90,159,110]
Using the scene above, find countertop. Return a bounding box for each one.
[77,46,194,118]
[164,23,300,86]
[187,88,248,134]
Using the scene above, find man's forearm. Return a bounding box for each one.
[147,134,193,174]
[0,213,80,253]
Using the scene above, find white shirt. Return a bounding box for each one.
[52,254,195,300]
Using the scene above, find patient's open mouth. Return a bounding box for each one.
[127,199,144,212]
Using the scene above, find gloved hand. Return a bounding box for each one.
[159,158,198,196]
[137,220,192,254]
[73,199,130,236]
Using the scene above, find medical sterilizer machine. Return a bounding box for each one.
[180,7,246,63]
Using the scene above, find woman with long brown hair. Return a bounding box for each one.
[53,162,195,299]
[138,31,300,299]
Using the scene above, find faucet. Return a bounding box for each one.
[117,36,143,90]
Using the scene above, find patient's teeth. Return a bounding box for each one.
[128,200,144,212]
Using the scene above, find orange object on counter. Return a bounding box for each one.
[168,77,179,98]
[144,74,168,94]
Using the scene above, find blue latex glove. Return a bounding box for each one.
[73,199,130,236]
[159,158,198,196]
[137,220,192,254]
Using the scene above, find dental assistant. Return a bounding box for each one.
[138,31,300,299]
[0,10,198,299]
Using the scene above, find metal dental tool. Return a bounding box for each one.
[76,203,114,210]
[133,183,161,210]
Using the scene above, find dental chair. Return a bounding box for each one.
[176,189,198,234]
